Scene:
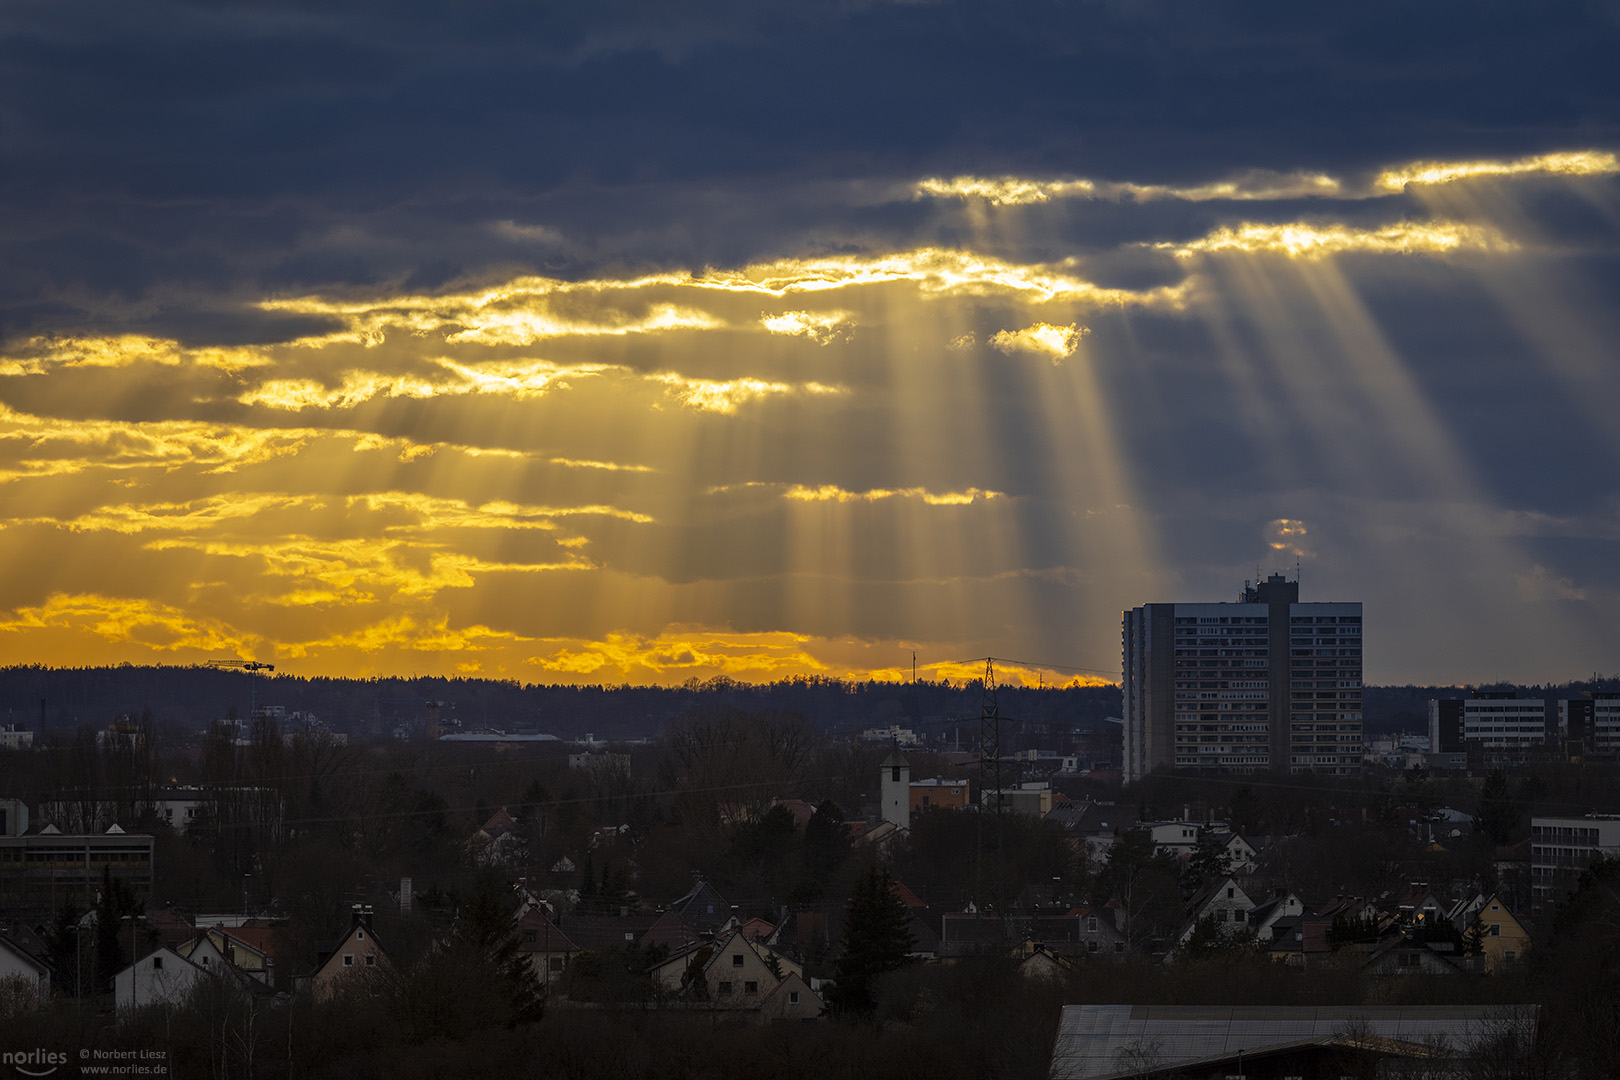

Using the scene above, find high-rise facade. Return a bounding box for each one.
[1121,574,1363,783]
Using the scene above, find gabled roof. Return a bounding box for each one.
[640,910,703,952]
[1185,877,1250,917]
[737,917,775,943]
[890,880,926,909]
[557,914,657,951]
[760,968,821,1010]
[0,931,49,976]
[516,910,579,953]
[480,807,519,838]
[671,879,729,924]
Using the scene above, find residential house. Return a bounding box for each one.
[1246,891,1305,943]
[1223,834,1260,873]
[558,913,659,953]
[1361,937,1481,977]
[516,909,579,988]
[0,930,50,1003]
[1465,894,1532,971]
[1390,882,1449,927]
[939,912,1126,959]
[310,907,388,999]
[468,808,525,868]
[1178,877,1256,945]
[180,924,280,985]
[650,929,802,1009]
[1017,945,1075,983]
[758,970,823,1020]
[1265,916,1333,967]
[115,946,207,1010]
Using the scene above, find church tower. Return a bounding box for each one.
[879,749,910,831]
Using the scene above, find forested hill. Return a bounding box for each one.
[0,665,1123,741]
[5,666,1617,743]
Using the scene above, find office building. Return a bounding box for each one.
[1429,692,1548,766]
[1121,574,1362,783]
[1560,692,1620,758]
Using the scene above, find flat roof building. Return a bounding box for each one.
[0,827,155,913]
[1122,575,1362,783]
[1530,814,1620,916]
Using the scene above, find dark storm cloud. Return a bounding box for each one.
[2,0,1618,328]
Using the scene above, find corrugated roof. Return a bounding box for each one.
[1051,1004,1538,1080]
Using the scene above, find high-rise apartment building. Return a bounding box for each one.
[1121,574,1362,783]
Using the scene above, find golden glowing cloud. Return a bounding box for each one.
[0,592,255,653]
[0,405,314,479]
[782,484,1003,505]
[652,373,845,413]
[0,335,270,376]
[914,170,1343,205]
[989,322,1089,361]
[1158,220,1516,259]
[236,357,608,410]
[1376,150,1620,192]
[760,309,856,343]
[529,628,830,679]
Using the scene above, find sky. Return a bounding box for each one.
[1,1,1619,687]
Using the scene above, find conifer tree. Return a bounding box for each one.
[829,867,913,1015]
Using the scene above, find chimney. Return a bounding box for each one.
[361,904,374,932]
[350,903,364,932]
[399,877,412,915]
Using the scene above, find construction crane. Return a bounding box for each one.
[206,659,277,722]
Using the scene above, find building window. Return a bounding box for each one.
[342,954,354,967]
[357,929,365,940]
[789,991,800,1004]
[525,929,537,943]
[1490,925,1501,936]
[365,954,376,966]
[732,953,744,966]
[152,956,163,970]
[549,957,565,973]
[1088,941,1099,953]
[1087,916,1098,932]
[717,981,733,995]
[745,980,758,994]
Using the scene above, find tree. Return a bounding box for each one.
[391,877,544,1041]
[1180,827,1233,899]
[829,867,914,1015]
[1094,830,1183,949]
[803,799,851,879]
[1474,770,1520,846]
